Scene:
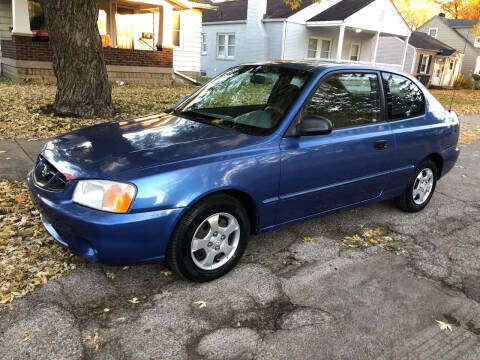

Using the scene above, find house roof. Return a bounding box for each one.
[308,0,375,22]
[202,0,313,23]
[409,31,457,56]
[441,18,478,28]
[202,0,248,22]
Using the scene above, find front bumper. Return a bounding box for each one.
[27,172,183,265]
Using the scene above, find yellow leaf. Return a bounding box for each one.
[436,320,453,332]
[103,308,110,312]
[114,317,126,322]
[23,331,34,341]
[128,297,139,304]
[194,300,207,309]
[105,272,115,279]
[302,236,314,243]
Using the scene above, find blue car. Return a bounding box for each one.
[28,62,460,281]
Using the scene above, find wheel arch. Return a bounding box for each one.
[179,189,260,235]
[426,153,444,179]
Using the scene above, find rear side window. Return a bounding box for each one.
[382,72,425,120]
[304,72,382,129]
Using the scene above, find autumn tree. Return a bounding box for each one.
[39,0,114,118]
[436,0,480,34]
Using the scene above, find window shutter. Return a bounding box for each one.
[417,54,423,74]
[426,55,433,73]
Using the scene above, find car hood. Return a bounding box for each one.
[41,113,259,180]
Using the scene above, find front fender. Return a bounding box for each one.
[129,147,281,229]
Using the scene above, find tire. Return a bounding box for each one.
[167,194,250,282]
[395,159,437,213]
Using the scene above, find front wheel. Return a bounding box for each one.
[167,194,250,282]
[395,159,437,212]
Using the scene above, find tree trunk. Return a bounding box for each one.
[40,0,114,117]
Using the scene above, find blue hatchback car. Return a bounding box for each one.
[28,62,460,281]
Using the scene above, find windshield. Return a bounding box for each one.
[175,65,311,136]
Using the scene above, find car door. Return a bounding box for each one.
[277,71,395,224]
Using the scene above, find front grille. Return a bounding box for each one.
[33,155,68,191]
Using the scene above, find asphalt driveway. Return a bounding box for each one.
[0,118,479,360]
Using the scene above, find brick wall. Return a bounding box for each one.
[1,35,173,68]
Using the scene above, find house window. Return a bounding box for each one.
[307,38,331,59]
[350,43,360,61]
[419,55,429,73]
[449,60,455,70]
[217,33,235,59]
[202,33,207,55]
[475,37,480,48]
[172,13,181,47]
[428,28,438,38]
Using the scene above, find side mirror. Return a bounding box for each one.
[296,115,333,136]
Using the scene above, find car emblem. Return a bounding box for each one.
[41,164,50,178]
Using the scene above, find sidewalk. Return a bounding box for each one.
[0,139,45,180]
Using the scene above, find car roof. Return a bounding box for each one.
[242,61,405,75]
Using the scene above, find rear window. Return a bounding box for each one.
[382,72,425,120]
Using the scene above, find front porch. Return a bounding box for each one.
[304,24,409,70]
[0,0,195,84]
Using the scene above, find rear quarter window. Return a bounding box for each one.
[382,72,425,120]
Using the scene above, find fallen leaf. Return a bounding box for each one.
[85,330,99,342]
[194,300,207,309]
[162,271,172,276]
[128,297,140,304]
[103,308,110,312]
[436,320,453,332]
[122,266,129,270]
[105,272,115,279]
[114,317,126,322]
[23,331,34,341]
[302,236,314,243]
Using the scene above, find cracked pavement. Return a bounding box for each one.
[1,117,480,359]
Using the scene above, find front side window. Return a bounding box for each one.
[382,72,425,120]
[217,33,235,58]
[304,72,382,129]
[172,13,181,47]
[429,28,438,38]
[474,37,480,48]
[307,38,331,59]
[175,65,311,135]
[28,0,46,30]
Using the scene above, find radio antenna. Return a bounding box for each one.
[449,32,469,112]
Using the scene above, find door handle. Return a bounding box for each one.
[374,140,388,150]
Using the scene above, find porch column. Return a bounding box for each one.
[336,25,345,63]
[401,35,410,71]
[11,0,32,36]
[161,2,174,48]
[371,31,380,64]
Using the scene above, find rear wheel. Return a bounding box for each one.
[167,194,249,282]
[395,159,437,212]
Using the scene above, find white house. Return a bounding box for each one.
[376,31,463,88]
[200,0,411,77]
[0,0,209,84]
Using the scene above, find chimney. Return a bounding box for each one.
[439,13,446,17]
[246,0,268,61]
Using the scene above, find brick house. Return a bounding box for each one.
[0,0,208,84]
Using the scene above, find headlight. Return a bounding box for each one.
[73,180,137,213]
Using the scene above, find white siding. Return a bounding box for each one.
[173,9,202,74]
[0,0,12,41]
[200,22,247,77]
[264,22,283,60]
[283,22,307,60]
[376,36,415,72]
